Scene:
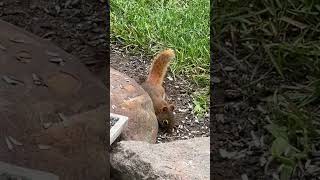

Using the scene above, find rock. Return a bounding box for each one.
[25,106,108,180]
[110,68,158,143]
[0,161,59,180]
[110,137,210,180]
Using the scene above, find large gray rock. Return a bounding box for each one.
[111,137,210,180]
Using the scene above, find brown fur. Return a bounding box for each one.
[141,49,176,132]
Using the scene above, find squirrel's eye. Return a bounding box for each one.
[164,120,169,125]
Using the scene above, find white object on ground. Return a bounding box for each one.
[110,113,128,145]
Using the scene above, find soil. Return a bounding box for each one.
[0,0,107,83]
[110,44,210,143]
[210,45,320,179]
[211,68,320,179]
[209,41,285,179]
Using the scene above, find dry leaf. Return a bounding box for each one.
[8,136,23,146]
[5,137,13,150]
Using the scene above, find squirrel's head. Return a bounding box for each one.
[160,104,174,112]
[157,103,175,133]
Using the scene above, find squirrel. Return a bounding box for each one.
[141,49,176,132]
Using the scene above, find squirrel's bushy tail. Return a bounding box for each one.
[146,49,175,86]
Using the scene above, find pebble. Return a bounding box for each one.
[38,144,51,150]
[216,114,224,123]
[178,108,188,113]
[212,76,221,83]
[224,66,236,72]
[43,122,53,129]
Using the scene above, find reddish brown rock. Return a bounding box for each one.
[110,68,158,143]
[0,19,108,180]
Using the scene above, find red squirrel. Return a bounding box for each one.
[141,49,176,132]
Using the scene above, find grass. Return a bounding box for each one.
[110,0,210,117]
[214,0,320,179]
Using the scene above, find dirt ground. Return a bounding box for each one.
[211,62,320,177]
[210,49,309,179]
[110,45,210,143]
[212,60,320,179]
[0,0,107,82]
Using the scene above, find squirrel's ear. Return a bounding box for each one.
[162,106,168,112]
[169,104,175,111]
